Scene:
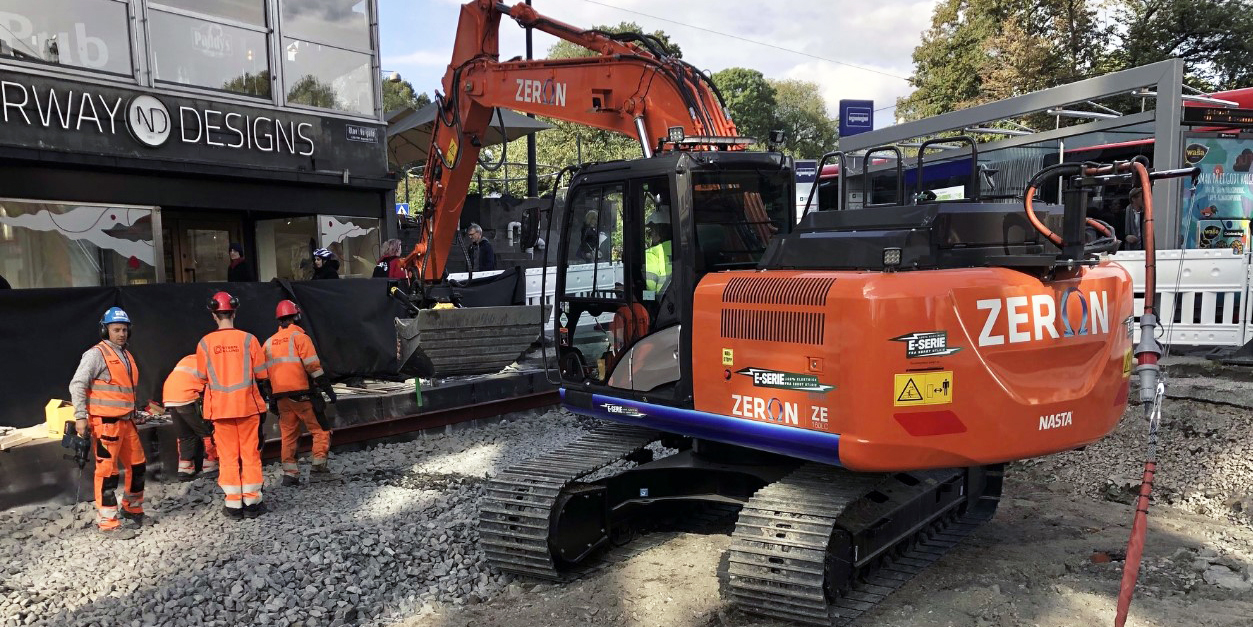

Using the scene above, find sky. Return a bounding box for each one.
[377,0,941,129]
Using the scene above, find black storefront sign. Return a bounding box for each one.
[0,70,386,177]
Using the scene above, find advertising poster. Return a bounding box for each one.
[1180,134,1253,251]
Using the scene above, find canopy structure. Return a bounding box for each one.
[386,104,553,168]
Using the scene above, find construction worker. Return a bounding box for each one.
[69,307,145,536]
[265,300,336,486]
[196,291,271,520]
[643,210,673,294]
[162,354,218,481]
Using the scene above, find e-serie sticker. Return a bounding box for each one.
[736,367,834,393]
[599,403,644,417]
[890,331,962,358]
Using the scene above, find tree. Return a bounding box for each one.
[711,68,778,144]
[547,21,682,60]
[286,75,338,110]
[383,78,431,115]
[1114,0,1253,91]
[769,79,838,158]
[896,0,1000,121]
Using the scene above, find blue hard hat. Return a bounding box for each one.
[100,307,131,325]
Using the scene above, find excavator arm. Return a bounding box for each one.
[404,0,741,283]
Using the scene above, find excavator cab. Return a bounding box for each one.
[552,151,795,404]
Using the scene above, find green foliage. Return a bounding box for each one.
[286,75,338,110]
[711,68,778,145]
[898,0,1252,121]
[769,79,838,158]
[547,21,682,60]
[1114,0,1253,91]
[382,79,432,115]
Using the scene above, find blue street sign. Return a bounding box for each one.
[395,203,410,216]
[839,100,874,137]
[795,159,819,186]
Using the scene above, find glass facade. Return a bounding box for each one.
[0,199,159,288]
[320,215,379,278]
[0,0,133,76]
[255,215,379,281]
[283,39,372,115]
[0,0,379,119]
[148,9,271,97]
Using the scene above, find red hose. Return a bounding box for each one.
[1113,160,1158,627]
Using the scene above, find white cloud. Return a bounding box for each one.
[382,0,941,126]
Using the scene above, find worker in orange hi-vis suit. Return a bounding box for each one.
[69,307,146,537]
[162,354,218,480]
[195,291,272,520]
[265,299,336,486]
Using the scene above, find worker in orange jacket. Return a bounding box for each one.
[265,300,336,486]
[196,291,272,520]
[69,307,146,536]
[162,354,218,480]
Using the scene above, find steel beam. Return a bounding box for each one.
[1153,61,1185,247]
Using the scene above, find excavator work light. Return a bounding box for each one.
[667,126,685,143]
[883,247,902,267]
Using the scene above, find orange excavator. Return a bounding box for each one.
[409,2,1192,624]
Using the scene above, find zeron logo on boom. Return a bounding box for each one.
[515,79,567,107]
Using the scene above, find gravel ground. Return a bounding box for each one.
[3,365,1252,627]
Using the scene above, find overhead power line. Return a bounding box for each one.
[576,0,912,82]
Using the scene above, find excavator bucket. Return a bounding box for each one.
[395,304,549,378]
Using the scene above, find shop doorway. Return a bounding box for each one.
[162,212,243,283]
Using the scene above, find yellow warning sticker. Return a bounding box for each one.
[721,348,734,366]
[446,138,459,163]
[893,371,954,407]
[1123,349,1134,376]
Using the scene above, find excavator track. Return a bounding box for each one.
[479,423,660,580]
[723,464,1002,626]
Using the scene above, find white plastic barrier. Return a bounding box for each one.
[525,263,623,334]
[1110,249,1251,347]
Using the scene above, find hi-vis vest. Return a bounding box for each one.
[195,329,268,420]
[644,240,672,292]
[87,342,138,418]
[264,324,325,394]
[162,354,204,406]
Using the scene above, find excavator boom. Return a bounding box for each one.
[405,0,740,282]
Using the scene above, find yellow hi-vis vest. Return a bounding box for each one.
[644,240,672,292]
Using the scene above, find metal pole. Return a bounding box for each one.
[525,0,538,197]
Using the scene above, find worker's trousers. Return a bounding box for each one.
[278,398,330,477]
[169,404,218,475]
[89,416,145,529]
[211,415,263,509]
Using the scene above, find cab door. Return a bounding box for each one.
[553,174,682,401]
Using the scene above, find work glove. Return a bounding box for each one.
[256,379,273,404]
[315,375,337,404]
[268,399,280,417]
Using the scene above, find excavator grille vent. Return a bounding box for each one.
[721,277,836,307]
[721,309,825,345]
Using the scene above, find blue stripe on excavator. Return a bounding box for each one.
[560,389,841,466]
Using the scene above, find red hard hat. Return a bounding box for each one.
[207,291,238,312]
[275,300,300,319]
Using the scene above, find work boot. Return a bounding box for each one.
[222,506,245,521]
[281,475,300,487]
[97,527,137,540]
[177,471,197,482]
[310,463,330,474]
[120,510,146,527]
[243,502,267,519]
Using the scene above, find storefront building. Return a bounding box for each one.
[0,0,393,288]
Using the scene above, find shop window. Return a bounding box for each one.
[149,0,266,27]
[280,0,371,52]
[319,215,379,278]
[148,9,271,98]
[282,39,372,115]
[0,199,159,289]
[0,0,133,76]
[256,216,318,281]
